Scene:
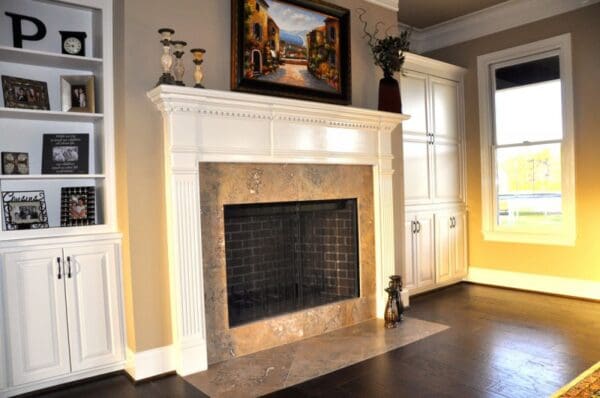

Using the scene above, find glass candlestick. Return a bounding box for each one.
[156,28,175,86]
[190,48,206,88]
[172,40,187,86]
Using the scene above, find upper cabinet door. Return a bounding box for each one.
[2,249,71,386]
[64,244,124,372]
[403,138,432,204]
[431,77,460,142]
[433,141,462,203]
[400,70,429,136]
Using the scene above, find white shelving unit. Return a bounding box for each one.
[0,1,124,397]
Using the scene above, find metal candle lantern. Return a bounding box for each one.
[190,48,206,88]
[171,40,187,86]
[156,28,175,86]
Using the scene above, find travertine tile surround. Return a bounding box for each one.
[199,163,376,364]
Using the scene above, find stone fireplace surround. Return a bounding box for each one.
[148,85,407,376]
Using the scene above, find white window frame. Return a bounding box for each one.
[477,33,576,246]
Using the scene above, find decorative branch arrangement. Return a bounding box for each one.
[357,8,411,78]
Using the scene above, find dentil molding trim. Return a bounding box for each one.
[467,267,600,301]
[409,0,599,53]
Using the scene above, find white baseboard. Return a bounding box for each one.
[125,345,175,381]
[467,267,600,301]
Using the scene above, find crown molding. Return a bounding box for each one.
[364,0,398,12]
[408,0,599,53]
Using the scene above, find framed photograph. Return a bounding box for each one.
[1,152,29,175]
[42,134,89,174]
[2,191,49,230]
[1,75,50,110]
[61,75,95,113]
[61,186,95,226]
[231,0,351,105]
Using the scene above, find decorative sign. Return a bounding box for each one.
[2,190,49,230]
[42,134,89,174]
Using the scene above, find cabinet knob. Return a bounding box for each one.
[57,257,62,280]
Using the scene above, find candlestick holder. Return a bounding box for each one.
[172,40,187,86]
[190,48,206,88]
[156,28,175,86]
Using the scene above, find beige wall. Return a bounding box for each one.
[426,4,600,282]
[115,0,402,352]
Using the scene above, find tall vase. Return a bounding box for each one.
[378,72,402,114]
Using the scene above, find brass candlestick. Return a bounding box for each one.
[156,28,175,86]
[172,40,187,86]
[190,48,206,88]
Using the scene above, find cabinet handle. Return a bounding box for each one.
[57,257,62,280]
[416,221,421,233]
[67,256,72,279]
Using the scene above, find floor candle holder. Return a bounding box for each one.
[190,48,206,88]
[156,28,175,86]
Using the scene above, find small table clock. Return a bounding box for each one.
[59,31,87,56]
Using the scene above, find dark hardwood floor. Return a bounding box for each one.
[27,283,599,397]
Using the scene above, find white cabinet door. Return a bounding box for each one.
[452,212,468,278]
[64,244,124,372]
[436,213,452,283]
[431,77,460,142]
[415,214,435,289]
[400,70,429,136]
[403,218,417,291]
[433,141,462,203]
[403,138,432,204]
[2,249,71,385]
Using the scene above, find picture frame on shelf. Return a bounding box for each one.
[61,186,95,226]
[1,152,29,175]
[42,134,89,174]
[61,75,95,113]
[1,75,50,110]
[230,0,351,105]
[2,190,49,230]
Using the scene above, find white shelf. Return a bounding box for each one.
[0,107,103,122]
[0,174,105,180]
[0,45,102,72]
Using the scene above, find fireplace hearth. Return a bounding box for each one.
[224,199,359,327]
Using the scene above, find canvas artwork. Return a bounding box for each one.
[232,0,350,104]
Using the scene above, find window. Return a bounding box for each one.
[477,34,575,245]
[329,26,336,42]
[253,23,262,41]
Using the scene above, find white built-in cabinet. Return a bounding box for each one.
[0,1,124,396]
[400,53,468,295]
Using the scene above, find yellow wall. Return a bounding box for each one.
[115,0,402,352]
[426,4,600,282]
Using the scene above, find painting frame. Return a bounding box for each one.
[1,75,50,110]
[231,0,351,105]
[2,190,49,230]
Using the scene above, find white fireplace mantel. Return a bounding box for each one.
[148,85,408,376]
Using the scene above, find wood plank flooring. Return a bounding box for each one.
[26,283,599,397]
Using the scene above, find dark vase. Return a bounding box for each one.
[378,72,402,114]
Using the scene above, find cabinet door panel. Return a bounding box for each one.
[65,245,124,372]
[404,139,432,203]
[434,142,461,202]
[416,214,435,288]
[400,71,428,136]
[436,214,452,283]
[3,249,70,385]
[453,212,468,278]
[431,78,460,141]
[403,218,416,290]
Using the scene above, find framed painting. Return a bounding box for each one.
[231,0,351,105]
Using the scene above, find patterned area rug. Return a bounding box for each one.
[553,362,600,398]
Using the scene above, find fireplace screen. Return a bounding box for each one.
[224,199,359,327]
